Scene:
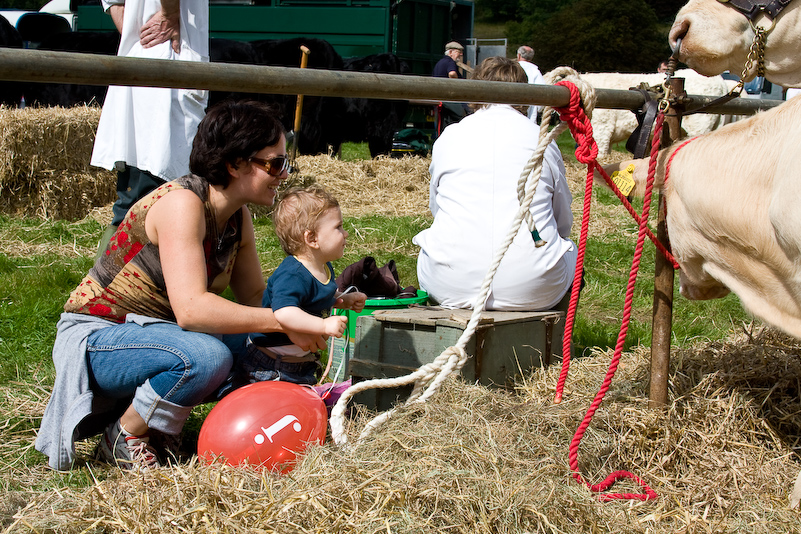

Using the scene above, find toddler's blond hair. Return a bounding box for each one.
[273,185,340,256]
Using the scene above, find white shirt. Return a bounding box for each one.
[518,60,546,122]
[91,0,209,180]
[413,105,577,311]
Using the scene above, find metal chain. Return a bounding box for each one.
[734,19,775,93]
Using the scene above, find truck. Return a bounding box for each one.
[69,0,475,75]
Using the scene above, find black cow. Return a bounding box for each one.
[208,38,260,106]
[0,16,24,107]
[250,37,346,155]
[341,53,411,157]
[209,37,347,156]
[12,31,411,159]
[26,31,119,107]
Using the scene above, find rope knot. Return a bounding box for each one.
[554,80,598,164]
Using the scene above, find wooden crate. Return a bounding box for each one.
[349,307,566,410]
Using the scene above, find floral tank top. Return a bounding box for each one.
[65,174,243,323]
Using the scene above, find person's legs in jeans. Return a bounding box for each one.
[87,321,233,437]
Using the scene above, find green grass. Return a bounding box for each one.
[0,166,754,384]
[339,142,371,161]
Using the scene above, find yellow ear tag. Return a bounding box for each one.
[610,164,636,197]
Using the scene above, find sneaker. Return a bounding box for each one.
[149,428,184,464]
[96,419,160,470]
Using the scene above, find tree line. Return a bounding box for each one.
[477,0,687,73]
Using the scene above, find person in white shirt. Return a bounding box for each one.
[91,0,209,256]
[414,56,577,311]
[516,45,546,122]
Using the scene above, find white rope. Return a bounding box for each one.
[329,67,595,446]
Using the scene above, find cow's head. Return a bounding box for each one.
[669,0,801,88]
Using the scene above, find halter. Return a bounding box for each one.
[714,0,793,88]
[718,0,793,21]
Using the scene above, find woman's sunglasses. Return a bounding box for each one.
[249,156,296,177]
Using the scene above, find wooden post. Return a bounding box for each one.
[649,76,684,407]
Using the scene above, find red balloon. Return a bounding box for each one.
[197,381,327,473]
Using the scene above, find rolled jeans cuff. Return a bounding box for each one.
[132,379,193,435]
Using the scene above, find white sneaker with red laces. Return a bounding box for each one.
[97,419,160,470]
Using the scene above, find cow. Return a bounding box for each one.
[25,31,119,107]
[207,38,259,106]
[581,69,733,157]
[599,0,801,340]
[340,53,412,157]
[668,0,801,88]
[595,0,800,505]
[0,15,24,107]
[249,37,346,155]
[15,31,409,157]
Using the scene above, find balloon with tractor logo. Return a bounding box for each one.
[197,381,328,473]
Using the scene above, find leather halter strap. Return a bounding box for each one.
[719,0,793,21]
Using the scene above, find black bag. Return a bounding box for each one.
[336,256,403,298]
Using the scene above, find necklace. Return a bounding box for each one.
[206,187,227,253]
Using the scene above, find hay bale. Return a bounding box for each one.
[0,106,116,221]
[0,170,116,220]
[0,106,103,185]
[294,154,431,217]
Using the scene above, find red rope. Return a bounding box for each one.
[594,166,679,270]
[553,81,595,405]
[551,80,658,501]
[665,137,698,185]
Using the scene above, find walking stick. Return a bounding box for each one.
[291,45,311,163]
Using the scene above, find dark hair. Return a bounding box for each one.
[189,100,285,187]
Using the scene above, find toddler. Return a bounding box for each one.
[245,185,367,385]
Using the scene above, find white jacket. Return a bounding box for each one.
[413,105,576,311]
[91,0,209,180]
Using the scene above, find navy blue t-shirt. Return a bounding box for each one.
[251,255,338,347]
[432,56,459,78]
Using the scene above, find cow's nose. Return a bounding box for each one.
[668,18,689,53]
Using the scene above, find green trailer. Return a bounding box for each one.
[71,0,474,75]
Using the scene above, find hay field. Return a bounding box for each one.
[4,329,801,533]
[2,108,801,533]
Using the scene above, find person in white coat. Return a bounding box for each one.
[516,45,545,122]
[414,56,577,311]
[91,0,209,255]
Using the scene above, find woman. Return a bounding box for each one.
[35,100,325,471]
[414,56,577,311]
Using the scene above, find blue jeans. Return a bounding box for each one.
[87,318,235,434]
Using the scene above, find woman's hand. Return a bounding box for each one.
[285,330,328,352]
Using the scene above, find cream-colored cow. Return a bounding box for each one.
[602,0,801,507]
[602,97,801,328]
